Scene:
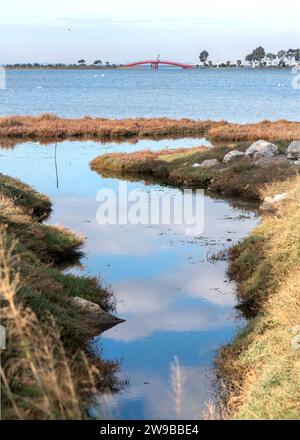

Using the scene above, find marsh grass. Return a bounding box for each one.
[0,115,299,142]
[0,177,123,418]
[0,176,83,264]
[0,228,117,419]
[217,177,300,419]
[90,145,298,200]
[0,175,116,346]
[0,117,22,128]
[208,119,300,142]
[0,174,52,220]
[0,115,213,140]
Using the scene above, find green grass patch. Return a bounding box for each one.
[0,174,51,220]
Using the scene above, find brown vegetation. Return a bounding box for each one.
[90,144,298,200]
[208,119,300,142]
[0,115,299,143]
[217,177,300,419]
[0,115,214,140]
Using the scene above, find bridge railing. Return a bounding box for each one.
[121,60,194,69]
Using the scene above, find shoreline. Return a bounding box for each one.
[0,174,124,419]
[4,66,294,70]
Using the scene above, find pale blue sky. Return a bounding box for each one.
[1,0,299,64]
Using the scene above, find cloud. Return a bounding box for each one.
[93,363,217,419]
[101,265,237,342]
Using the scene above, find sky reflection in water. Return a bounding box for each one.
[0,137,258,419]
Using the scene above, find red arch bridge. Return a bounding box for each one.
[121,60,194,69]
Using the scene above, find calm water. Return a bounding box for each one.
[0,137,258,419]
[1,68,299,122]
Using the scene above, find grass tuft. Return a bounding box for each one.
[0,174,51,220]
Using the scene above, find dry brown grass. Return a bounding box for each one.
[208,119,300,142]
[0,115,215,140]
[228,176,300,310]
[0,228,108,419]
[0,115,299,142]
[217,177,300,419]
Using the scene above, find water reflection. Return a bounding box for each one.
[0,134,212,151]
[92,362,215,420]
[0,138,258,419]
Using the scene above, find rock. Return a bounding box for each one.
[287,141,300,160]
[192,163,201,168]
[245,140,279,159]
[254,147,279,159]
[260,192,289,213]
[263,192,287,205]
[253,155,287,167]
[273,192,288,203]
[223,150,245,163]
[70,296,125,327]
[71,296,102,314]
[199,159,220,168]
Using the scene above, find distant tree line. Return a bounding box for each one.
[198,47,300,67]
[245,47,300,66]
[4,60,117,69]
[4,48,300,69]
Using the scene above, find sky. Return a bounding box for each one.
[1,0,299,64]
